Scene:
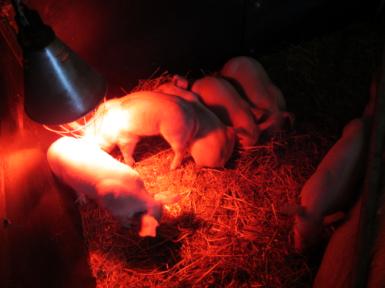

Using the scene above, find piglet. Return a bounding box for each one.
[315,194,385,287]
[191,76,260,149]
[83,91,198,170]
[294,118,368,252]
[220,56,293,136]
[47,136,164,237]
[156,78,235,168]
[313,198,361,287]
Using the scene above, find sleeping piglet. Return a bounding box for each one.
[83,91,198,170]
[191,76,260,149]
[220,56,293,136]
[47,136,165,237]
[294,118,368,252]
[156,78,235,168]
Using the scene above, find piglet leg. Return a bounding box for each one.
[258,113,285,135]
[118,135,140,166]
[162,129,191,170]
[169,146,186,170]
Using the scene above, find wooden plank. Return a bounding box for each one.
[0,157,10,287]
[353,45,385,287]
[0,10,95,287]
[2,134,95,287]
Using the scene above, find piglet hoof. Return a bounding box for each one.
[123,157,136,167]
[169,154,183,170]
[75,193,88,206]
[139,214,159,237]
[169,163,179,171]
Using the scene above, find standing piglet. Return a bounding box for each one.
[220,56,293,136]
[47,136,164,237]
[156,78,235,168]
[191,76,260,149]
[83,91,198,170]
[294,118,368,252]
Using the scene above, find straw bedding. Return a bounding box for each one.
[79,22,381,287]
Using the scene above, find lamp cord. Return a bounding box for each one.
[11,0,29,27]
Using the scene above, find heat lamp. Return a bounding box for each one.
[11,0,107,125]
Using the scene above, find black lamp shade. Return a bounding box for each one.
[23,37,107,125]
[11,2,107,125]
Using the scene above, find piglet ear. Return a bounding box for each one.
[139,214,160,237]
[251,107,266,123]
[172,75,189,90]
